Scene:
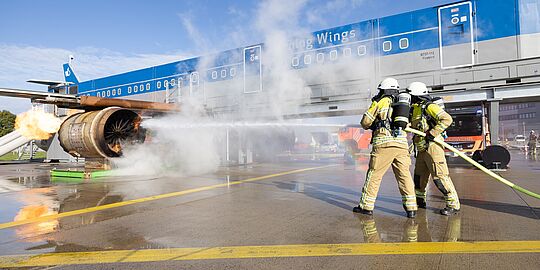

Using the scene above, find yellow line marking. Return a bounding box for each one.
[0,165,337,230]
[1,241,539,267]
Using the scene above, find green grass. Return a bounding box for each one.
[0,151,46,161]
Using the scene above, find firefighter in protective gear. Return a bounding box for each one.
[353,78,418,218]
[528,130,537,156]
[408,82,460,216]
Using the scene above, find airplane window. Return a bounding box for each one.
[118,88,122,95]
[146,83,150,90]
[140,84,144,91]
[230,67,236,77]
[399,38,409,49]
[157,81,161,89]
[358,45,367,56]
[164,80,169,88]
[383,41,392,52]
[291,56,299,67]
[330,50,338,60]
[317,53,324,63]
[343,47,352,57]
[97,92,100,97]
[221,69,227,78]
[107,90,110,97]
[212,71,218,79]
[171,79,176,86]
[112,89,116,96]
[304,54,312,65]
[102,91,105,97]
[128,86,132,93]
[134,86,138,92]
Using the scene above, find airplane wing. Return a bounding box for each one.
[0,87,77,100]
[26,80,68,86]
[0,87,179,112]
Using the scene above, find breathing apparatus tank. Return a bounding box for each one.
[391,92,412,136]
[432,97,445,110]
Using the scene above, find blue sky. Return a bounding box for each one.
[0,0,456,113]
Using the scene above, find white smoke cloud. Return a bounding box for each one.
[253,0,312,118]
[111,0,375,177]
[112,99,221,177]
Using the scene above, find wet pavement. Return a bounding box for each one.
[0,151,539,269]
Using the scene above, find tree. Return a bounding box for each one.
[0,110,16,137]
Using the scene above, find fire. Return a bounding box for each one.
[14,205,58,240]
[15,109,63,140]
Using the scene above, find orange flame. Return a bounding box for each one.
[15,109,63,140]
[14,205,58,240]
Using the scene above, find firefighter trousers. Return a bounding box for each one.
[414,142,460,209]
[358,144,417,211]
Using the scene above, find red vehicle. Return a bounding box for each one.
[445,105,490,158]
[338,125,371,154]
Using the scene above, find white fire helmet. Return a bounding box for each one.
[377,78,400,90]
[407,82,429,96]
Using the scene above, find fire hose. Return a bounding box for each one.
[405,127,540,200]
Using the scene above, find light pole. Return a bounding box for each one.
[501,122,505,142]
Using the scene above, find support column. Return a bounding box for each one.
[489,100,500,145]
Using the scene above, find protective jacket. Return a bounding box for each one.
[361,96,408,148]
[410,101,452,151]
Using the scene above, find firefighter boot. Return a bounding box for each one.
[353,206,373,215]
[440,207,460,216]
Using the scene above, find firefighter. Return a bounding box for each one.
[528,130,537,156]
[407,82,460,215]
[353,78,417,218]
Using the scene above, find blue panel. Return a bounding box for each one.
[290,21,373,52]
[154,61,184,78]
[439,2,473,46]
[78,81,93,93]
[94,67,153,89]
[378,12,414,36]
[412,29,440,51]
[476,0,518,40]
[413,7,439,29]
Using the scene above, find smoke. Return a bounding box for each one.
[15,108,63,140]
[112,0,373,177]
[112,100,221,177]
[254,0,312,118]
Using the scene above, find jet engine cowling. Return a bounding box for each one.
[58,107,144,158]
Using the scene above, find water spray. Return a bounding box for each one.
[142,121,346,130]
[405,127,540,200]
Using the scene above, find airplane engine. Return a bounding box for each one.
[58,107,145,158]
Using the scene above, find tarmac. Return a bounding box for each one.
[0,151,539,269]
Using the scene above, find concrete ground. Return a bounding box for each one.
[0,151,539,269]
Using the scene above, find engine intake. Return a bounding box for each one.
[58,107,144,158]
